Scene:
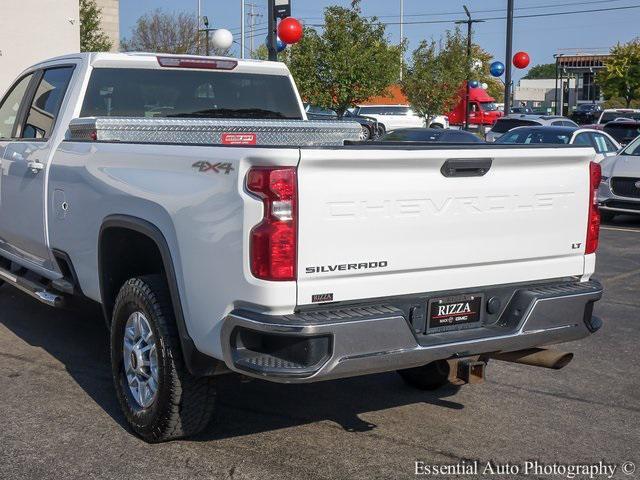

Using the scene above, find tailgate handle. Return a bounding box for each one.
[441,158,492,178]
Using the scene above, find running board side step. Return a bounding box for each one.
[0,266,65,308]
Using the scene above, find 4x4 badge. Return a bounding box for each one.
[192,161,234,174]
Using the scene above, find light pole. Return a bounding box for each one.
[399,0,404,80]
[241,0,245,59]
[456,6,484,130]
[197,0,202,54]
[503,0,514,115]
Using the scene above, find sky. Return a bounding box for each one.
[119,0,640,82]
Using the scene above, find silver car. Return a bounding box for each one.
[598,134,640,220]
[486,114,578,142]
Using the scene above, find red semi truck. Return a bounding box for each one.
[448,85,503,128]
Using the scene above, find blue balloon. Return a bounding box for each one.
[490,61,505,77]
[469,80,480,88]
[265,36,287,52]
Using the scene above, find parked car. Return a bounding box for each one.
[378,128,483,143]
[486,114,578,142]
[602,120,640,147]
[509,106,533,114]
[585,108,640,130]
[353,104,449,133]
[598,134,640,220]
[0,52,604,443]
[495,126,620,162]
[304,104,378,140]
[571,103,603,125]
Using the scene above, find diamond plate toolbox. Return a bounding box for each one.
[68,117,362,146]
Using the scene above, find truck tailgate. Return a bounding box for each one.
[296,146,594,305]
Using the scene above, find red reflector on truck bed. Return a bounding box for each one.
[156,56,238,70]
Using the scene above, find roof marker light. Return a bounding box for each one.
[156,56,238,70]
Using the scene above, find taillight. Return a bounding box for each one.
[586,161,601,254]
[246,167,297,281]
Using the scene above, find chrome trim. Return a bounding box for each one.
[220,281,602,383]
[0,266,65,308]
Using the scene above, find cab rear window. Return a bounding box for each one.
[80,68,303,120]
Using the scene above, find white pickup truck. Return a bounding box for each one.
[0,52,603,442]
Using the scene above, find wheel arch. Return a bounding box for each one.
[98,214,220,377]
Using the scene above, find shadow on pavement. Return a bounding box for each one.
[0,288,463,440]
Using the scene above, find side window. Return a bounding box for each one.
[22,67,74,139]
[0,74,34,139]
[597,134,619,153]
[573,133,592,146]
[592,134,608,154]
[551,121,564,126]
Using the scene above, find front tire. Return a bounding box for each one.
[359,124,372,141]
[111,275,217,442]
[397,360,451,390]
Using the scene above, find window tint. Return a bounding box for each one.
[601,134,618,152]
[622,136,640,156]
[573,133,592,146]
[490,118,539,134]
[497,129,570,145]
[81,68,302,120]
[0,74,34,139]
[22,67,74,139]
[599,111,640,123]
[358,106,411,115]
[603,123,640,145]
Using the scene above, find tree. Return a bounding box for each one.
[80,0,113,52]
[402,28,502,121]
[284,1,402,115]
[523,63,556,79]
[402,33,465,122]
[121,9,229,56]
[597,39,640,108]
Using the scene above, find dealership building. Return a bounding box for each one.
[0,0,119,95]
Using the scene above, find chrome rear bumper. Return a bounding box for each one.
[220,280,603,383]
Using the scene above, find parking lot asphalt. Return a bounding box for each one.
[1,217,639,480]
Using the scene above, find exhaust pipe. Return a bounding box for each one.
[488,348,573,370]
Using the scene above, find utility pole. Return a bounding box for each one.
[246,3,261,58]
[503,0,514,115]
[267,0,291,61]
[197,0,202,54]
[456,6,484,130]
[241,0,245,59]
[267,0,277,60]
[399,0,404,80]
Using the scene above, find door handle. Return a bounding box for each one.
[27,160,44,174]
[441,158,493,177]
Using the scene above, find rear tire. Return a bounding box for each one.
[111,275,217,442]
[397,360,451,390]
[600,211,616,222]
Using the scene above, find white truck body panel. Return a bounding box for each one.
[297,147,593,305]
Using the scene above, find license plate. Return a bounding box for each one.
[427,295,482,332]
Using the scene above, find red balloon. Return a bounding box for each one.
[278,17,303,44]
[513,51,530,69]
